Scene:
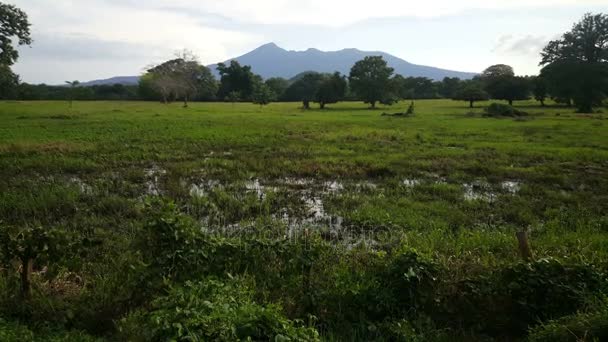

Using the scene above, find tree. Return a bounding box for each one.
[481,64,515,79]
[439,77,462,98]
[540,13,608,112]
[0,225,72,299]
[145,52,217,107]
[225,91,241,105]
[264,77,289,100]
[217,60,259,101]
[392,75,439,100]
[283,72,324,109]
[65,80,80,108]
[0,64,18,99]
[349,56,395,108]
[481,65,530,105]
[453,80,489,108]
[315,72,347,109]
[0,3,32,67]
[532,76,548,106]
[251,83,275,108]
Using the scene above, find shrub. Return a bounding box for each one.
[484,103,528,117]
[118,277,320,341]
[438,258,605,336]
[528,307,608,342]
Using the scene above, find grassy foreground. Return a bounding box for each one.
[0,100,607,341]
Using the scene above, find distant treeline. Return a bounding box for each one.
[3,71,543,105]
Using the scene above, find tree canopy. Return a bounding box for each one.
[0,3,32,66]
[540,13,608,112]
[217,60,260,101]
[453,80,489,108]
[349,56,395,108]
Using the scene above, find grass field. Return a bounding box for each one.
[0,99,607,340]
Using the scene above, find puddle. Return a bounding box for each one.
[463,181,496,202]
[69,177,93,195]
[144,165,166,196]
[403,178,421,187]
[501,181,521,194]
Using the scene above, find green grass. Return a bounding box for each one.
[0,99,607,340]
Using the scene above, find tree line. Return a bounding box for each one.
[1,7,607,112]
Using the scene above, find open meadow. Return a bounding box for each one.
[1,99,607,340]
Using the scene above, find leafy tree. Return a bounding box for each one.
[0,3,32,67]
[264,77,289,100]
[251,83,275,108]
[315,72,347,109]
[145,53,217,107]
[283,71,324,109]
[540,13,608,112]
[481,64,515,79]
[349,56,395,108]
[217,60,259,101]
[481,65,529,105]
[453,80,489,108]
[439,77,462,98]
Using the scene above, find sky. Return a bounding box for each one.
[10,0,608,84]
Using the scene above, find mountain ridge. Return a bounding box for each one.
[78,43,477,86]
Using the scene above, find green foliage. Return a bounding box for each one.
[0,3,32,66]
[349,56,395,108]
[0,64,19,99]
[540,13,608,112]
[484,103,528,117]
[119,278,320,341]
[541,60,608,113]
[439,258,605,336]
[217,60,261,101]
[252,83,276,107]
[0,318,100,341]
[452,80,489,107]
[315,72,347,109]
[528,305,608,342]
[265,77,290,100]
[284,72,325,109]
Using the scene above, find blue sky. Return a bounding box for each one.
[11,0,608,84]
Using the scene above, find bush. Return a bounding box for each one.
[438,258,605,337]
[118,277,320,341]
[0,318,100,342]
[528,307,608,341]
[484,103,528,117]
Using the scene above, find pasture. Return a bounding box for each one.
[0,99,607,340]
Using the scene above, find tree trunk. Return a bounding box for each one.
[20,257,33,300]
[370,101,376,109]
[320,102,325,109]
[303,100,310,109]
[516,231,534,261]
[183,96,188,108]
[508,99,513,106]
[540,99,545,107]
[469,100,474,108]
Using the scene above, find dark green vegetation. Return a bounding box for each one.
[0,99,607,340]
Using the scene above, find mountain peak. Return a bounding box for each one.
[255,42,283,51]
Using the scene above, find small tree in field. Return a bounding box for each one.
[252,83,275,108]
[65,80,80,108]
[0,225,72,299]
[453,81,489,108]
[349,56,394,108]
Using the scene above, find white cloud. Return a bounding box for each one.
[142,0,607,27]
